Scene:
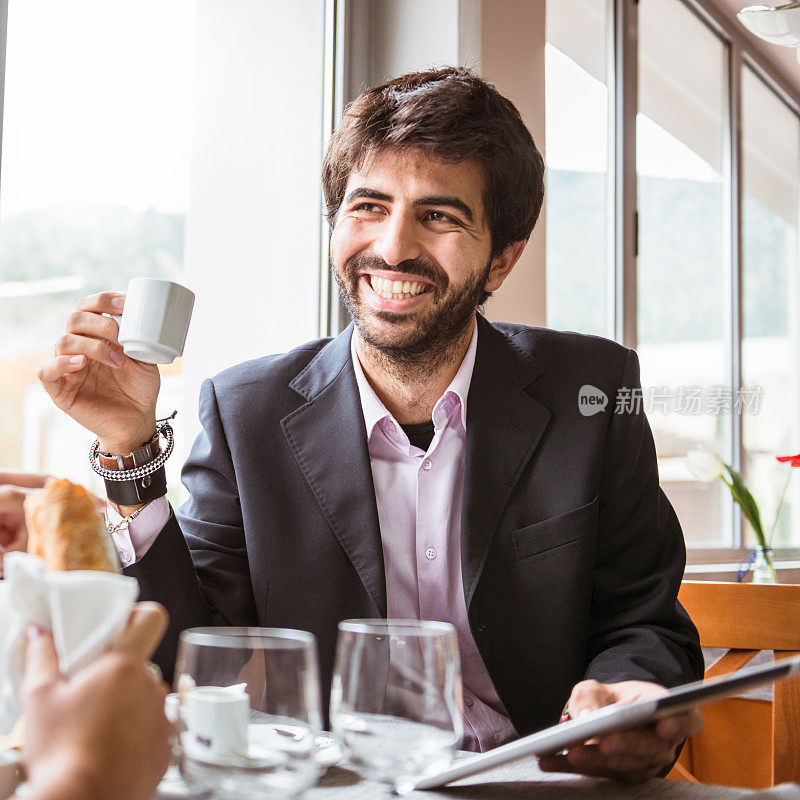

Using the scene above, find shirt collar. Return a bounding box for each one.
[350,318,479,440]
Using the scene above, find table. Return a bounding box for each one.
[305,758,800,799]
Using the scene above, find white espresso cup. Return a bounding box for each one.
[114,278,195,364]
[184,686,250,761]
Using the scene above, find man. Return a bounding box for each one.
[35,66,703,780]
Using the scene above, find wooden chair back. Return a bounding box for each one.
[667,580,800,788]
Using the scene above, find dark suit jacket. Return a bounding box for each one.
[126,315,703,735]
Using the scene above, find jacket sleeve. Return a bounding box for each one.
[124,377,259,682]
[583,347,704,689]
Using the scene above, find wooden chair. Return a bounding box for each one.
[667,580,800,789]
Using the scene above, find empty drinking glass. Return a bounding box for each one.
[173,627,323,799]
[330,619,463,795]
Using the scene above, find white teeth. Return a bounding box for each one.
[368,275,429,300]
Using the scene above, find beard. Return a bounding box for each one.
[332,251,491,374]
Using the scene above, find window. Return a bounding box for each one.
[545,0,611,338]
[0,0,196,498]
[741,65,800,548]
[637,0,730,547]
[0,0,327,500]
[543,0,800,557]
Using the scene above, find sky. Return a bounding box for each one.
[0,0,196,217]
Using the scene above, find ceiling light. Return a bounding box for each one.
[738,2,800,53]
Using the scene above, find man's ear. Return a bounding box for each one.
[484,239,527,293]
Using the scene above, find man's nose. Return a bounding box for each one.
[371,213,422,267]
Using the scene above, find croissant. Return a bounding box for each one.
[24,478,117,572]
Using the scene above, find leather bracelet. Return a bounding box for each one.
[104,465,167,506]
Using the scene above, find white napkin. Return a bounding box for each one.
[0,551,139,735]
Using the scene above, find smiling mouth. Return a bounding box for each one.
[366,275,434,301]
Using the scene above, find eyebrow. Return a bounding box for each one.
[343,187,475,224]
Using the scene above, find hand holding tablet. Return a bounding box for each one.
[412,654,800,790]
[538,679,703,781]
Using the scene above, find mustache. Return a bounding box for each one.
[344,252,449,290]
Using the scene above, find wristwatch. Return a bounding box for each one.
[97,432,160,471]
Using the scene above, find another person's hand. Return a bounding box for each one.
[36,292,160,455]
[21,602,172,800]
[538,679,703,783]
[0,472,51,577]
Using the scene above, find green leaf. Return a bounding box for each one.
[724,462,766,547]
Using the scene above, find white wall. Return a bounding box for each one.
[368,0,460,83]
[477,0,547,327]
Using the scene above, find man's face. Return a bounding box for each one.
[330,148,503,360]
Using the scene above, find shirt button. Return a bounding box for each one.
[422,459,432,471]
[465,695,475,709]
[117,549,132,567]
[425,547,437,560]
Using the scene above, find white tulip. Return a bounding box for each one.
[686,447,725,483]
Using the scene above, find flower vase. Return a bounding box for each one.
[752,547,778,584]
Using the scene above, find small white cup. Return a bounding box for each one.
[114,278,195,364]
[184,686,249,761]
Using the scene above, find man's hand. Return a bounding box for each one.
[21,602,172,800]
[538,679,703,783]
[36,291,160,455]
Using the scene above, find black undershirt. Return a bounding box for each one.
[400,420,435,452]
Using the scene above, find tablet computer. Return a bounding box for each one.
[413,654,800,790]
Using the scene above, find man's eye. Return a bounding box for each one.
[353,202,381,213]
[425,210,456,224]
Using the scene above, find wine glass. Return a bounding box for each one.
[330,619,463,795]
[172,627,323,799]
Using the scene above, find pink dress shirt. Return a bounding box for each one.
[349,323,517,752]
[109,322,518,751]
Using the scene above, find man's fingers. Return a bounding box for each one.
[74,291,126,315]
[597,724,683,759]
[113,603,169,660]
[55,333,126,369]
[540,755,658,783]
[22,626,60,694]
[540,746,662,783]
[567,679,617,716]
[655,709,703,740]
[65,310,123,345]
[36,355,87,390]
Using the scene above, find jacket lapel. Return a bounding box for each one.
[461,317,552,609]
[281,325,387,616]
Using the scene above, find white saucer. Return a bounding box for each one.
[154,734,343,799]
